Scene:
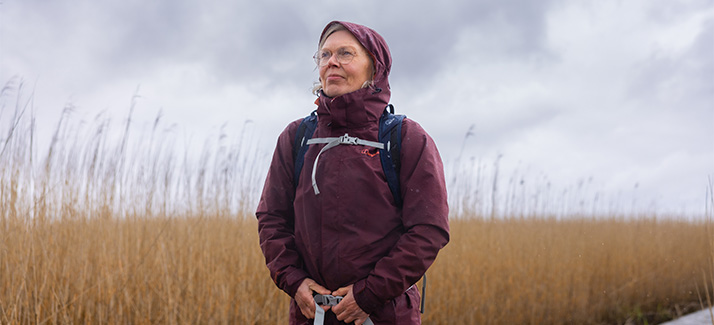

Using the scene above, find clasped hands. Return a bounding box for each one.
[296,278,370,325]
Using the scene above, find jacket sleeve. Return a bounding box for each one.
[353,118,451,314]
[255,120,309,298]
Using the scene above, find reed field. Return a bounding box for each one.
[1,215,711,324]
[1,82,712,324]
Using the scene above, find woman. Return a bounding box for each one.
[256,21,449,324]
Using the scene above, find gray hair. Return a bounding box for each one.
[319,23,349,51]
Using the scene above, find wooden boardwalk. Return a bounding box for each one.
[663,308,713,325]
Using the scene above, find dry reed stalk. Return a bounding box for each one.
[3,215,709,324]
[423,217,711,324]
[1,216,291,323]
[1,80,711,324]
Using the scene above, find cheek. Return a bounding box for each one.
[318,66,327,81]
[357,61,373,82]
[364,67,374,81]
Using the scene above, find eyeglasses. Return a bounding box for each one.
[313,48,356,67]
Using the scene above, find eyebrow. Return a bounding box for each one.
[321,45,359,52]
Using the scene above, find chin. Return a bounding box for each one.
[324,87,354,98]
[323,88,342,98]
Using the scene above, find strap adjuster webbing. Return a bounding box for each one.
[306,133,384,149]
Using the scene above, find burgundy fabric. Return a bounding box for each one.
[256,21,449,324]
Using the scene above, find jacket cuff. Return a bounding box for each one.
[283,269,310,298]
[353,279,385,315]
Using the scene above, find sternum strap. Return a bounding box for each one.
[306,133,384,195]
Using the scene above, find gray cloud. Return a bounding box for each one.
[1,0,712,215]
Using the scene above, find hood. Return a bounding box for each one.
[320,21,392,93]
[316,21,392,128]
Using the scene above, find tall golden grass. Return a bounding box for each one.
[2,216,709,324]
[1,216,287,323]
[427,218,711,324]
[1,81,712,324]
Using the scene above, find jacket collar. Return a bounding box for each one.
[316,86,390,129]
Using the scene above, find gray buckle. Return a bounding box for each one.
[338,134,358,145]
[314,294,343,306]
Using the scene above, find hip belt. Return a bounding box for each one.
[313,294,374,325]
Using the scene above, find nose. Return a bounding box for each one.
[324,52,340,67]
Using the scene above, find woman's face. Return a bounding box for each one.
[318,30,373,98]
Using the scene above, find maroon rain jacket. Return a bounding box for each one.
[256,21,450,324]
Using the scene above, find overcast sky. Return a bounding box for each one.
[1,0,712,216]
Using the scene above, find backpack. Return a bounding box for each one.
[292,104,405,207]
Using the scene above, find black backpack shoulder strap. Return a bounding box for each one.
[378,104,406,208]
[293,110,318,188]
[379,105,425,312]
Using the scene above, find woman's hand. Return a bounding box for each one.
[331,285,370,325]
[295,278,331,319]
